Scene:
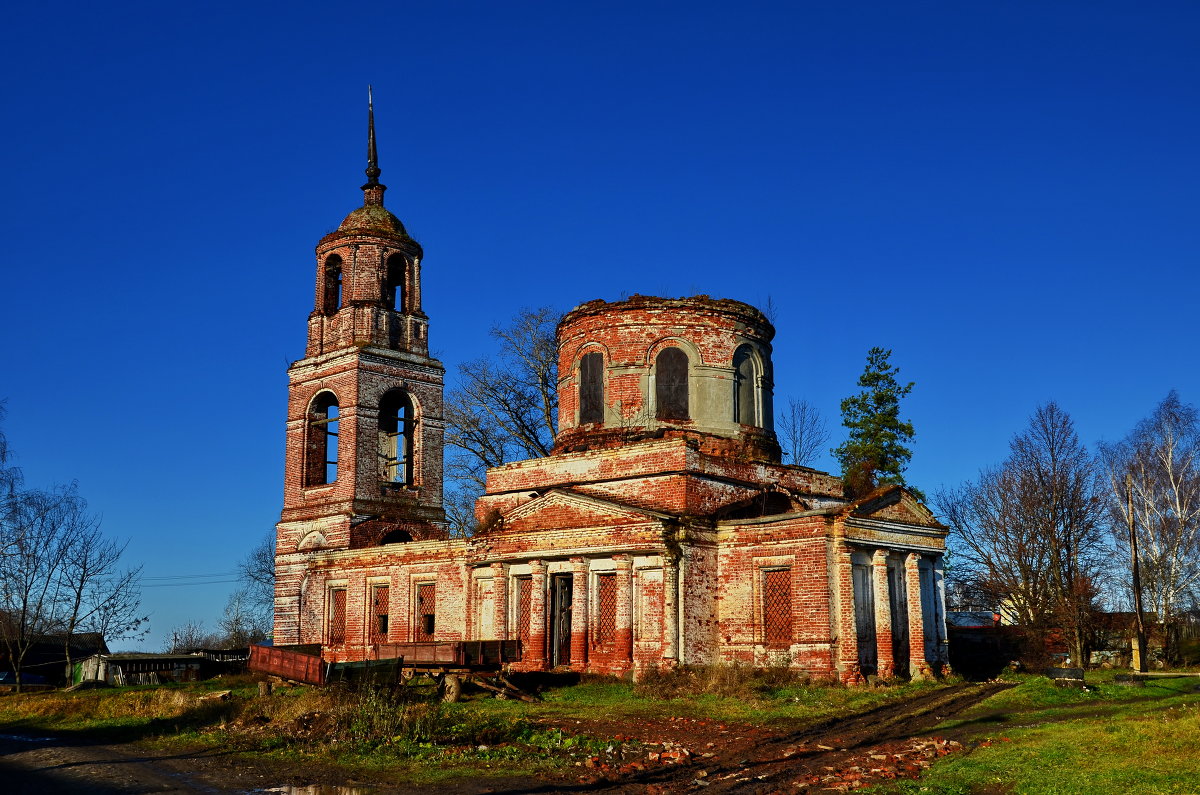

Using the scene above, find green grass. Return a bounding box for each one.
[0,668,956,785]
[18,669,1192,792]
[471,669,951,729]
[872,672,1200,795]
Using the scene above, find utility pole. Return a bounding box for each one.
[1127,474,1148,673]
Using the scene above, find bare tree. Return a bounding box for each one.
[0,412,145,689]
[443,488,480,539]
[57,503,147,671]
[0,485,80,689]
[217,531,276,646]
[777,398,829,467]
[443,307,560,534]
[236,532,275,613]
[940,403,1108,666]
[218,589,270,648]
[163,619,222,653]
[0,402,23,562]
[1099,391,1200,660]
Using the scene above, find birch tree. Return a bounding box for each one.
[1099,391,1200,660]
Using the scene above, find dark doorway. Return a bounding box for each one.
[919,561,946,665]
[550,574,573,668]
[852,561,877,675]
[888,558,910,676]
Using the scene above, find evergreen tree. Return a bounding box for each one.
[834,347,916,497]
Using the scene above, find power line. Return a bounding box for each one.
[141,579,242,588]
[139,571,243,588]
[141,574,237,586]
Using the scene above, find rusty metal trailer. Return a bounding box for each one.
[248,641,525,701]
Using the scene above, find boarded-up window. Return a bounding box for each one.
[655,347,689,420]
[415,582,436,641]
[593,573,616,649]
[328,588,347,644]
[636,569,663,644]
[514,576,533,646]
[370,584,390,643]
[762,569,792,647]
[579,352,604,425]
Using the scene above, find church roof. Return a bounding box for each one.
[337,203,408,236]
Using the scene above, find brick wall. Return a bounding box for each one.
[273,229,949,683]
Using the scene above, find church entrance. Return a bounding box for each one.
[888,558,910,676]
[550,574,573,668]
[852,560,877,675]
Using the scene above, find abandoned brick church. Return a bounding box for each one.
[272,118,950,682]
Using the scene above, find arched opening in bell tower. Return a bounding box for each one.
[322,255,343,314]
[306,391,340,485]
[379,389,415,486]
[384,254,406,312]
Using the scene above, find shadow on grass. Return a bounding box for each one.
[1,697,241,745]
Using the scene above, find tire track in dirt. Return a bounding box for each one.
[543,681,1014,794]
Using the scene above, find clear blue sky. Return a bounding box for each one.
[2,2,1197,650]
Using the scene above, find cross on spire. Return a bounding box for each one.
[362,85,383,194]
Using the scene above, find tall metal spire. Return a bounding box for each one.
[363,85,382,188]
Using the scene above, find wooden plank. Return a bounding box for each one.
[248,645,324,685]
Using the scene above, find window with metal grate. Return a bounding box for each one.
[370,584,390,643]
[594,573,616,649]
[415,582,436,641]
[762,568,792,647]
[328,588,347,644]
[514,577,533,645]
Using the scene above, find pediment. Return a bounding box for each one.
[297,530,329,551]
[849,487,941,528]
[501,489,672,532]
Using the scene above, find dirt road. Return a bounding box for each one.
[0,682,1009,794]
[539,681,1014,793]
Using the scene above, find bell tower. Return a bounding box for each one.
[278,89,447,558]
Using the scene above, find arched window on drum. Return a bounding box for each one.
[733,345,762,426]
[579,352,604,425]
[655,347,689,420]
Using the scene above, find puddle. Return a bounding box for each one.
[0,734,56,743]
[252,787,373,795]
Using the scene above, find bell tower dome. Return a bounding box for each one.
[308,88,430,359]
[277,88,447,579]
